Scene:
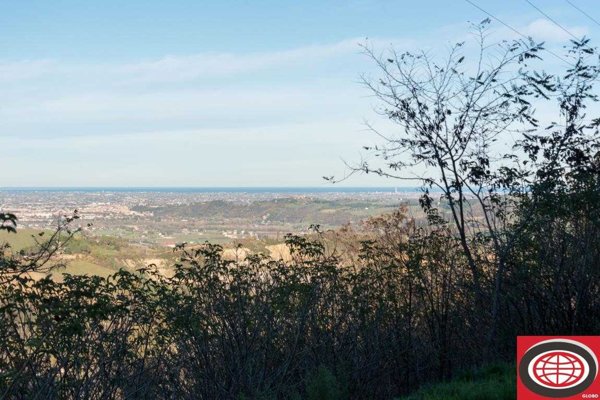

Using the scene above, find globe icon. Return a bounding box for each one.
[533,351,586,387]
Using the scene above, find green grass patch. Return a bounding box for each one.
[398,363,515,400]
[60,260,115,277]
[0,229,48,250]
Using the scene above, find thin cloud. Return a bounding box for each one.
[0,59,58,82]
[116,38,374,83]
[519,18,588,42]
[0,37,411,84]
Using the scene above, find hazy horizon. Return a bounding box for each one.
[0,185,420,191]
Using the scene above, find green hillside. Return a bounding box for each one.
[0,229,164,277]
[0,228,46,250]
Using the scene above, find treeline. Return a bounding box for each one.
[1,21,600,399]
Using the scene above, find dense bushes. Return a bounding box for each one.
[1,196,597,399]
[0,217,471,399]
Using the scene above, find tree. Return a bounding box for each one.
[0,213,17,234]
[507,37,600,336]
[336,20,599,354]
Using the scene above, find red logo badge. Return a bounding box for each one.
[518,336,600,399]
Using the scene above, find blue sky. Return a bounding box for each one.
[0,0,598,186]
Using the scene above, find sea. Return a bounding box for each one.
[0,187,423,194]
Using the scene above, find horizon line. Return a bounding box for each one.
[0,185,418,189]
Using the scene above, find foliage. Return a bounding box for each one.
[305,366,345,400]
[333,20,600,357]
[398,363,515,400]
[0,213,17,234]
[0,211,485,399]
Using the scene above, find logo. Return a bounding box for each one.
[518,336,600,399]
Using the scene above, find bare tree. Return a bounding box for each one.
[333,20,550,353]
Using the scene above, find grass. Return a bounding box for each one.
[0,229,47,250]
[398,363,515,400]
[59,260,115,277]
[0,230,144,277]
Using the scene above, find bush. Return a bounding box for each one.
[399,364,515,400]
[306,366,344,400]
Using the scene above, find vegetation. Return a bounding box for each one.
[0,229,171,276]
[132,197,400,228]
[398,364,515,400]
[1,22,600,399]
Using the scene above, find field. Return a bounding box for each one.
[0,228,171,278]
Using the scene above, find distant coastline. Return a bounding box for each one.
[0,187,423,194]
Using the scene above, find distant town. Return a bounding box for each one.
[0,188,421,247]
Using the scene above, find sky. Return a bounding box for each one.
[0,0,599,187]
